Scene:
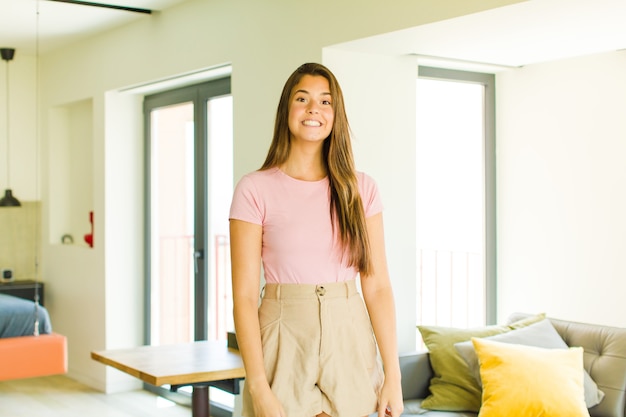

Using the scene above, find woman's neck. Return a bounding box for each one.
[280,144,326,181]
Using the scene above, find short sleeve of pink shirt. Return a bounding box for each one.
[229,167,383,284]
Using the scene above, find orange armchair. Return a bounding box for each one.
[0,333,67,381]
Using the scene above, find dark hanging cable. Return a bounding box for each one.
[0,47,21,207]
[33,0,41,336]
[46,0,152,14]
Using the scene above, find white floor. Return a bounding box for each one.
[0,374,192,417]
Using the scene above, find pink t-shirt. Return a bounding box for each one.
[229,167,383,284]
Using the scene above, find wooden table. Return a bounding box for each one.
[92,340,245,417]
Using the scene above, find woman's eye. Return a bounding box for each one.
[295,97,306,103]
[322,100,332,105]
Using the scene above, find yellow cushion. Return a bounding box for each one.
[472,338,590,417]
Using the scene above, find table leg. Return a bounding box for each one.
[191,385,209,417]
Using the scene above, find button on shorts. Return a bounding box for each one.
[242,280,384,417]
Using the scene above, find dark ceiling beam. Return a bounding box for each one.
[46,0,152,14]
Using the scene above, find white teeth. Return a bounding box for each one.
[303,120,321,127]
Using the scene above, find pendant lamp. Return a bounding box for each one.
[0,47,21,207]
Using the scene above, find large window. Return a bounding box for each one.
[143,78,234,413]
[416,67,496,342]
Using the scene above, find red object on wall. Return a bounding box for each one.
[84,211,94,248]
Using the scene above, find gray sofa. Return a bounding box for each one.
[398,314,626,417]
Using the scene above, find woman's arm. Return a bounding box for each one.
[360,212,404,417]
[230,219,285,417]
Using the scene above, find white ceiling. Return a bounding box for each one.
[335,0,626,69]
[0,0,187,55]
[1,0,626,69]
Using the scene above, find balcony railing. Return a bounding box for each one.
[416,248,485,347]
[154,234,233,345]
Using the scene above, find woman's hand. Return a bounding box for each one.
[250,384,287,417]
[377,377,404,417]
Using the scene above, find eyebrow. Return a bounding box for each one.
[294,89,332,96]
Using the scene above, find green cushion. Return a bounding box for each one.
[417,313,545,412]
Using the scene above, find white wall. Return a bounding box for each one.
[324,48,419,353]
[496,50,626,327]
[18,0,527,392]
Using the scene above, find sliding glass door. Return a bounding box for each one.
[144,78,232,347]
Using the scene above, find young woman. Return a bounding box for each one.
[229,63,403,417]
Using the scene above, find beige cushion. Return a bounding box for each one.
[454,319,604,408]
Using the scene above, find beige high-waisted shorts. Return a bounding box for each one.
[242,280,384,417]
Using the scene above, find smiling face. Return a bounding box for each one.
[287,74,334,144]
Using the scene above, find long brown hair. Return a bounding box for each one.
[261,63,372,275]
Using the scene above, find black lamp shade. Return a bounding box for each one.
[0,189,21,207]
[0,49,15,61]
